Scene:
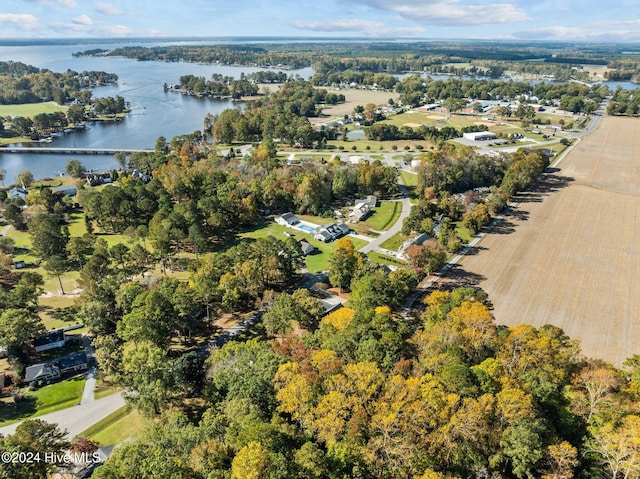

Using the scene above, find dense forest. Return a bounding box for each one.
[0,61,117,105]
[5,279,640,479]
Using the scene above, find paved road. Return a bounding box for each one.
[0,392,125,439]
[358,183,411,254]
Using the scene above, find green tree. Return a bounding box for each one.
[65,158,86,178]
[0,308,44,364]
[117,290,176,348]
[27,213,69,259]
[1,419,70,479]
[44,255,68,295]
[328,238,361,292]
[15,168,34,188]
[120,340,174,417]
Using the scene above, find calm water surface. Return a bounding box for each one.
[0,41,312,180]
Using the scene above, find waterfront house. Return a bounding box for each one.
[8,187,28,200]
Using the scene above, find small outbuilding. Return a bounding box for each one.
[298,240,315,256]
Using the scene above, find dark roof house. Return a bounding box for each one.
[25,362,61,383]
[33,329,65,353]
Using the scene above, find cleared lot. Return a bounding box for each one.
[451,116,640,366]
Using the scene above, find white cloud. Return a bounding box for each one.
[72,14,93,26]
[290,18,425,36]
[347,0,529,25]
[24,0,79,8]
[96,3,124,15]
[0,13,42,31]
[290,18,385,32]
[513,25,640,42]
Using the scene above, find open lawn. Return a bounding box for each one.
[361,201,401,231]
[0,101,67,118]
[80,405,145,446]
[0,376,86,426]
[368,251,406,267]
[447,116,640,366]
[313,88,399,120]
[380,231,405,252]
[239,218,366,273]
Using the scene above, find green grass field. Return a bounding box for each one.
[0,376,86,426]
[362,201,401,231]
[380,231,405,252]
[399,170,418,187]
[0,101,67,118]
[80,405,145,446]
[367,251,406,267]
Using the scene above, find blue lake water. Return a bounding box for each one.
[0,41,313,180]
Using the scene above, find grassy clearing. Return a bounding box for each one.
[399,170,418,187]
[363,201,401,231]
[0,376,86,426]
[327,139,432,153]
[367,251,406,267]
[380,231,405,251]
[81,405,145,446]
[0,101,67,118]
[0,136,32,146]
[238,218,365,273]
[38,294,79,330]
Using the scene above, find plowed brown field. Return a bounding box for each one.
[451,116,640,365]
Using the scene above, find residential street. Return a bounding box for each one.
[358,183,411,254]
[0,392,125,439]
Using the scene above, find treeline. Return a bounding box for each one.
[394,75,607,114]
[75,41,627,80]
[92,95,128,115]
[99,45,313,69]
[365,123,488,143]
[68,282,640,479]
[401,147,549,253]
[607,87,640,115]
[0,61,117,105]
[211,78,344,146]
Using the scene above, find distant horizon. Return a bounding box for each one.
[1,36,640,47]
[2,1,640,43]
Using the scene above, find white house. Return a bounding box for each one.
[33,329,65,353]
[349,202,371,223]
[8,187,28,200]
[275,212,299,227]
[462,131,497,142]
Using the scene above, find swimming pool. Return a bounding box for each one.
[297,223,317,233]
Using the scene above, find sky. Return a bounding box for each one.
[1,0,640,42]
